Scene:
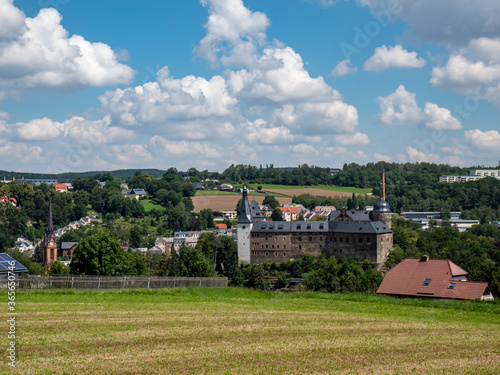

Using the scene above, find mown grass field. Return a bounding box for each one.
[139,199,164,212]
[3,288,499,374]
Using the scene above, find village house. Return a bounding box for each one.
[377,256,494,300]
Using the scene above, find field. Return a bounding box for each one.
[4,288,499,374]
[139,199,164,212]
[192,184,371,212]
[192,194,292,212]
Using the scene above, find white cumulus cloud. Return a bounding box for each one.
[364,45,426,71]
[465,129,500,151]
[377,85,423,125]
[331,59,357,76]
[423,103,462,130]
[195,0,269,67]
[0,2,134,93]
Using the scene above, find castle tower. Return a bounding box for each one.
[371,169,392,228]
[42,198,58,265]
[237,186,253,264]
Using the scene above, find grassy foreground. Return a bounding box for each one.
[2,288,499,375]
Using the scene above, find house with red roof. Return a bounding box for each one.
[0,195,17,206]
[377,256,494,300]
[53,184,68,193]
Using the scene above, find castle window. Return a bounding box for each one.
[339,237,342,243]
[278,225,283,229]
[266,245,268,249]
[367,237,371,243]
[261,245,264,249]
[319,224,324,229]
[306,224,311,230]
[275,237,277,241]
[265,252,269,257]
[283,253,286,256]
[299,245,302,250]
[296,224,301,229]
[277,245,279,249]
[359,237,363,243]
[272,245,274,249]
[283,236,286,241]
[334,237,337,242]
[269,225,274,230]
[266,236,268,240]
[284,245,286,249]
[275,252,278,257]
[309,236,312,241]
[320,237,323,241]
[346,237,349,243]
[299,237,302,241]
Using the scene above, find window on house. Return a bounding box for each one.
[274,237,277,241]
[283,236,286,241]
[346,237,349,243]
[448,283,455,289]
[422,278,431,287]
[339,237,342,243]
[299,245,302,250]
[359,237,363,243]
[284,245,286,249]
[367,237,371,243]
[266,245,268,249]
[277,245,279,249]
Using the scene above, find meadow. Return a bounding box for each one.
[2,288,499,374]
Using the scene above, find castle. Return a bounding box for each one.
[237,181,393,268]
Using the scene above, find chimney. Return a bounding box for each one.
[419,255,429,262]
[382,169,386,201]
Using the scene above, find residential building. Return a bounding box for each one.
[377,256,494,300]
[53,183,68,193]
[440,169,500,183]
[61,242,78,260]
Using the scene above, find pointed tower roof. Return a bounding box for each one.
[237,186,252,224]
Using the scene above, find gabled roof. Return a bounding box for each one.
[328,210,372,222]
[249,199,265,220]
[377,257,491,300]
[61,242,78,250]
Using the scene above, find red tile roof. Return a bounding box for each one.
[215,223,227,229]
[53,184,67,190]
[377,257,491,300]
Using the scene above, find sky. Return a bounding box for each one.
[0,0,499,173]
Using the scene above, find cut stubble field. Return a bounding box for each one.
[3,288,499,375]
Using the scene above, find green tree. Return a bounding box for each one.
[48,260,70,275]
[263,195,280,209]
[70,231,129,275]
[271,208,283,221]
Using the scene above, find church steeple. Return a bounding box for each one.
[43,195,57,265]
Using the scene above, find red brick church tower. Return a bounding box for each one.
[43,199,58,264]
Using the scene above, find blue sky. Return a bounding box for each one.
[0,0,499,173]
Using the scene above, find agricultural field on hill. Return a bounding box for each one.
[241,184,372,195]
[5,288,499,375]
[192,194,292,212]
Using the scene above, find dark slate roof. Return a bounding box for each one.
[131,188,146,195]
[61,242,78,250]
[328,210,372,222]
[330,220,392,234]
[252,220,392,234]
[249,199,265,221]
[237,188,252,224]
